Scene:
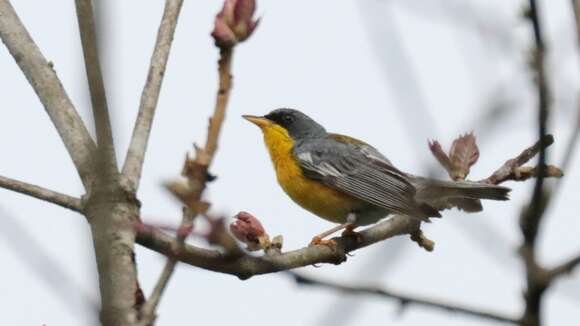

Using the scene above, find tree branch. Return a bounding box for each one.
[136,257,177,326]
[481,135,559,185]
[521,0,550,250]
[74,0,119,178]
[0,175,82,212]
[0,0,96,189]
[137,215,420,279]
[519,2,551,325]
[139,46,235,323]
[85,193,140,326]
[547,252,580,280]
[121,0,184,192]
[288,272,519,324]
[137,209,192,326]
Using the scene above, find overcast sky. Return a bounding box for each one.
[0,0,579,325]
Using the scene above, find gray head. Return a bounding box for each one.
[263,108,327,140]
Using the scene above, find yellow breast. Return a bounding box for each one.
[260,124,360,223]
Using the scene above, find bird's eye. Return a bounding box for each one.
[282,115,295,124]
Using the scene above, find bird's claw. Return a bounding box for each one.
[341,225,363,243]
[309,236,337,248]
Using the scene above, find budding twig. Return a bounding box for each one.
[481,134,561,185]
[139,1,259,323]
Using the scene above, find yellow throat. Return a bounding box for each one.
[244,116,359,223]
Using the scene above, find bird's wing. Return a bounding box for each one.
[295,139,437,218]
[328,133,392,164]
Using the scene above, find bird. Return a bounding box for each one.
[243,108,510,245]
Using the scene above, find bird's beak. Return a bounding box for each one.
[242,115,272,128]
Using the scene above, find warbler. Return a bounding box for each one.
[243,109,510,244]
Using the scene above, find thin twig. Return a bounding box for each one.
[0,175,82,212]
[521,0,550,249]
[288,272,519,324]
[121,0,184,192]
[138,44,235,324]
[74,0,119,178]
[0,0,96,188]
[137,209,193,326]
[481,135,558,185]
[200,47,233,165]
[548,252,580,280]
[519,2,551,325]
[136,256,178,326]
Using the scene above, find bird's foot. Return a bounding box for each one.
[309,236,337,248]
[341,224,363,243]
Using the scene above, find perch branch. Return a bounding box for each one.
[136,214,419,279]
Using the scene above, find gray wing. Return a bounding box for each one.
[328,133,392,164]
[295,139,438,218]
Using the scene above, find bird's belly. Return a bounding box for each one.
[274,159,363,223]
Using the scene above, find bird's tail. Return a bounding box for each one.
[412,177,510,203]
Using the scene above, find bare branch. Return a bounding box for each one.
[121,0,184,192]
[519,2,551,325]
[521,0,550,250]
[200,48,233,165]
[0,175,82,212]
[86,197,140,326]
[480,135,560,185]
[137,208,193,326]
[409,229,434,252]
[74,0,119,177]
[0,0,96,188]
[136,258,177,325]
[137,214,419,279]
[288,272,519,324]
[139,44,236,322]
[548,252,580,280]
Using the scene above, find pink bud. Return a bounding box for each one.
[230,211,265,244]
[211,18,237,45]
[212,0,259,47]
[428,140,452,172]
[449,133,479,180]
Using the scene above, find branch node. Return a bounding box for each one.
[410,229,435,252]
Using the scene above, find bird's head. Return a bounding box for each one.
[243,108,327,140]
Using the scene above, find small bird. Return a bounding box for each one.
[243,109,510,245]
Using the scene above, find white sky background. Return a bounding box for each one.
[0,0,579,325]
